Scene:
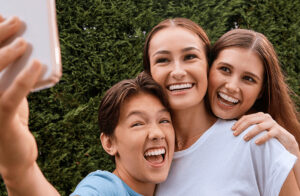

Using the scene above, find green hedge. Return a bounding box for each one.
[1,0,299,195]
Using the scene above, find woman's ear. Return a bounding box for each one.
[100,133,117,156]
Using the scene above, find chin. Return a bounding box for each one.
[149,174,168,184]
[170,101,201,111]
[213,110,237,120]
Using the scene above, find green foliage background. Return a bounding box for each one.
[1,0,299,195]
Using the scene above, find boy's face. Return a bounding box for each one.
[112,92,174,185]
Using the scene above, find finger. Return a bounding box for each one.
[0,16,22,44]
[243,120,274,141]
[255,131,277,145]
[232,112,264,130]
[0,60,42,119]
[0,37,27,72]
[232,113,266,135]
[0,15,4,23]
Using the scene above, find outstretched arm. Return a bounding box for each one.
[0,16,59,196]
[232,112,300,190]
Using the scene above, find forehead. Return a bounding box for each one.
[216,47,264,73]
[149,27,205,53]
[119,93,166,119]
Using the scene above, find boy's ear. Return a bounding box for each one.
[100,133,117,156]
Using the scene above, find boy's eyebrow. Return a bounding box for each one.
[126,108,169,118]
[126,111,145,119]
[159,108,170,114]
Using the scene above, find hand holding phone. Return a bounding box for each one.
[0,0,61,92]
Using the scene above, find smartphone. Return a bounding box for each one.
[0,0,61,92]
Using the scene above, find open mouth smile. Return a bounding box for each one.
[217,92,239,106]
[144,147,166,165]
[167,83,194,91]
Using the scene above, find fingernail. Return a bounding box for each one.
[8,16,19,25]
[255,140,260,145]
[7,16,21,32]
[29,59,42,71]
[233,131,238,136]
[243,135,249,141]
[11,38,27,52]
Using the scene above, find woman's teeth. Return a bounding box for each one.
[218,92,239,104]
[168,83,192,91]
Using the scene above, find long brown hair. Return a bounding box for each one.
[211,29,300,145]
[143,18,210,74]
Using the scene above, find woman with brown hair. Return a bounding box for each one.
[207,29,300,190]
[143,18,299,195]
[0,15,299,195]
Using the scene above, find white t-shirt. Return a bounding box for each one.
[156,119,297,196]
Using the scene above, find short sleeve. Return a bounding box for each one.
[70,171,127,196]
[249,136,297,196]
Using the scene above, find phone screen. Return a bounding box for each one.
[0,0,61,92]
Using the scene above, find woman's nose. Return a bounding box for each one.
[224,77,240,93]
[170,61,186,80]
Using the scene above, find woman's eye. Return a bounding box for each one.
[243,76,256,83]
[156,58,169,64]
[219,66,230,73]
[184,54,197,60]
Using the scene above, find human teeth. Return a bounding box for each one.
[218,92,239,103]
[144,148,165,156]
[169,83,192,91]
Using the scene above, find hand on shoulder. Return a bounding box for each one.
[232,112,299,156]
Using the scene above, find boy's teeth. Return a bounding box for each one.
[144,148,165,156]
[169,83,192,91]
[218,92,239,103]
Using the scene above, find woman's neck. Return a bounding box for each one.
[113,167,155,196]
[172,103,217,151]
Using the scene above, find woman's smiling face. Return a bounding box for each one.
[208,47,264,119]
[148,27,209,111]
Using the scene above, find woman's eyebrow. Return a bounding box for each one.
[182,46,201,52]
[152,50,170,57]
[152,47,201,57]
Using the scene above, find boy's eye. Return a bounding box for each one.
[159,119,171,124]
[184,54,197,60]
[131,122,144,127]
